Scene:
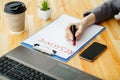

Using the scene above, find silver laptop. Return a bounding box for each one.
[0,46,101,80]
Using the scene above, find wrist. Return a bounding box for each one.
[81,13,96,28]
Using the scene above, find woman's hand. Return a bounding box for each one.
[65,22,86,41]
[65,13,96,41]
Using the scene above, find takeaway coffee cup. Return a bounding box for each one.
[4,1,26,34]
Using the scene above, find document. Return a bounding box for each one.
[21,14,105,62]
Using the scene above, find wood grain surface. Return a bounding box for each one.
[0,0,120,80]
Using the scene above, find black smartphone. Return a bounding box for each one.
[79,42,107,62]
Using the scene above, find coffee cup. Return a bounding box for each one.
[4,1,26,34]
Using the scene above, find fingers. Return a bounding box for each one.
[75,22,85,40]
[75,28,83,40]
[65,25,73,40]
[65,22,84,41]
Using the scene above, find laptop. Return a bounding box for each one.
[0,46,101,80]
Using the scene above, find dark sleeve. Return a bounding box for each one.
[84,0,119,23]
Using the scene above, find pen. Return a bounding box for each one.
[33,43,56,56]
[70,25,76,46]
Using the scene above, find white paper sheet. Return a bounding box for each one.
[22,14,105,61]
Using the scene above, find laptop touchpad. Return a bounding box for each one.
[49,63,80,80]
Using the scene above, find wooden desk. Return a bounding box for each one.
[0,0,120,80]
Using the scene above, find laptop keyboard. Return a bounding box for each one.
[0,56,56,80]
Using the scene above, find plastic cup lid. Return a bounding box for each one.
[4,1,26,14]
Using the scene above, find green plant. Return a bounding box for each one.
[41,0,49,11]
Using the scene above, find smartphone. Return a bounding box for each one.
[79,42,107,62]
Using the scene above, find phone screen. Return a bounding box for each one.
[79,42,107,62]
